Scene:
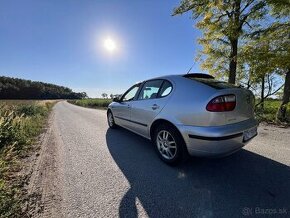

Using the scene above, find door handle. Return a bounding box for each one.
[152,104,159,110]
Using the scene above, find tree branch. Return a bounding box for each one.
[244,20,253,29]
[240,0,254,14]
[216,38,230,45]
[255,84,284,107]
[239,1,266,29]
[225,10,232,18]
[215,13,228,22]
[172,2,205,16]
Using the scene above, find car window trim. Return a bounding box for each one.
[136,79,164,101]
[135,79,173,101]
[134,81,145,101]
[156,80,165,97]
[157,80,173,98]
[120,83,142,102]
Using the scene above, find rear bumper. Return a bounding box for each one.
[177,118,258,157]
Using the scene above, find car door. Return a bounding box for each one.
[130,79,173,138]
[112,83,141,129]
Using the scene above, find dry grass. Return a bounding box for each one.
[0,100,55,217]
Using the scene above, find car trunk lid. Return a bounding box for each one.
[214,88,255,125]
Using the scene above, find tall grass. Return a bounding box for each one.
[0,101,55,217]
[68,98,112,109]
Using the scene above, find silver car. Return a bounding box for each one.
[107,73,258,165]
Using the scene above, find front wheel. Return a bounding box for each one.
[153,124,186,165]
[107,110,117,129]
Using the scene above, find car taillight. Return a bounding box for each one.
[206,94,236,112]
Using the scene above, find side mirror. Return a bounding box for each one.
[113,97,120,102]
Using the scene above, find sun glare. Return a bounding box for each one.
[104,38,116,52]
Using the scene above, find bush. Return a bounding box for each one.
[16,104,48,117]
[255,100,290,123]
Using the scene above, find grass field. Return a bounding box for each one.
[69,98,290,124]
[0,100,56,217]
[68,98,112,109]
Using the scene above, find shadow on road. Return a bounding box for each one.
[106,128,290,218]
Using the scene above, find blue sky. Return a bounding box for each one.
[0,0,203,97]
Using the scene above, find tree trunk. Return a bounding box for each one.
[228,39,238,84]
[276,69,290,122]
[260,76,265,110]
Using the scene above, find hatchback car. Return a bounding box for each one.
[107,73,258,164]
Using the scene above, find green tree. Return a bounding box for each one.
[241,25,286,109]
[267,0,290,122]
[0,76,86,99]
[101,93,108,99]
[242,0,290,121]
[173,0,268,84]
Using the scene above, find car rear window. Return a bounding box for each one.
[189,78,238,89]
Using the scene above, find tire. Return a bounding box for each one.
[107,110,117,129]
[153,124,187,165]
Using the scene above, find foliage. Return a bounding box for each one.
[0,109,25,150]
[101,93,108,99]
[68,98,112,108]
[0,76,87,99]
[255,99,290,124]
[0,101,54,217]
[242,20,290,79]
[173,0,290,122]
[173,0,269,84]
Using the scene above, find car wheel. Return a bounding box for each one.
[107,110,117,129]
[153,124,186,165]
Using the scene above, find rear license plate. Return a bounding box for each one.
[243,127,257,142]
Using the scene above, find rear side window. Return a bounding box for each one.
[138,80,163,100]
[190,78,238,89]
[158,81,173,97]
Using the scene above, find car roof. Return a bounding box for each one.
[144,73,214,81]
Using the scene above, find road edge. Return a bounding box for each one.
[24,105,63,218]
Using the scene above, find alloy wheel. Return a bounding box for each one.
[156,130,177,160]
[108,112,114,127]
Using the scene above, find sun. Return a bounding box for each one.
[104,38,116,52]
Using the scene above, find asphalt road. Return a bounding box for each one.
[43,101,290,218]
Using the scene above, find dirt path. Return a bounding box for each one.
[26,111,63,217]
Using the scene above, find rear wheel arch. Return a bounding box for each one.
[107,109,117,128]
[150,119,189,164]
[107,108,115,117]
[150,119,183,142]
[107,108,112,115]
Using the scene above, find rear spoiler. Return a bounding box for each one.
[183,73,214,79]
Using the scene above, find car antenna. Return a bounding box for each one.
[186,64,194,74]
[186,61,195,74]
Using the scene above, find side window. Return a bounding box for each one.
[137,80,163,100]
[159,81,173,97]
[121,85,140,102]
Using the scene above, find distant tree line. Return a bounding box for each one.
[0,76,87,99]
[101,93,122,99]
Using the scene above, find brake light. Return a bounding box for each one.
[206,94,236,112]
